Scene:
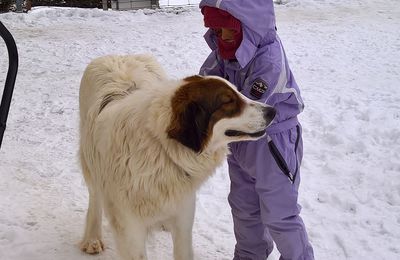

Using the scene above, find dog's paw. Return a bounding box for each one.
[80,239,104,254]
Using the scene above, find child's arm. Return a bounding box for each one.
[241,40,304,123]
[241,40,288,106]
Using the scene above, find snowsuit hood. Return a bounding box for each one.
[200,0,277,67]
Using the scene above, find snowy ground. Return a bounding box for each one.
[0,0,399,259]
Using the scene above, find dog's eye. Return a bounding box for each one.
[220,95,234,105]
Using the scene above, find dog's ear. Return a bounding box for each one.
[167,101,210,153]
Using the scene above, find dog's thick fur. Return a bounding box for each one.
[79,54,275,260]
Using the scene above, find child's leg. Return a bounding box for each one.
[227,152,274,260]
[255,126,314,260]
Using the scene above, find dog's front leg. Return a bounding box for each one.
[80,186,104,253]
[171,194,196,260]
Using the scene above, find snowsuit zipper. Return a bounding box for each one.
[267,125,300,184]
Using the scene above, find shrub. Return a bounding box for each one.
[0,0,12,12]
[31,0,107,8]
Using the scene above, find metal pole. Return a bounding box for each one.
[15,0,23,12]
[102,0,108,10]
[0,22,18,149]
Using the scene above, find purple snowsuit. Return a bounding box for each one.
[199,1,315,259]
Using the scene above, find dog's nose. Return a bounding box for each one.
[263,107,276,123]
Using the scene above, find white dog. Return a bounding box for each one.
[78,54,275,260]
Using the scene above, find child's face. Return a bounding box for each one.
[213,28,236,42]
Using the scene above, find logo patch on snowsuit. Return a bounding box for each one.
[250,78,268,99]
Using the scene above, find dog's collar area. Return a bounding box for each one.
[225,129,266,138]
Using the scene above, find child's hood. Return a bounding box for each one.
[199,0,277,68]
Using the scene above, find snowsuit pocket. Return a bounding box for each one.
[268,125,301,184]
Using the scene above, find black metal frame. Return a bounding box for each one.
[0,21,18,149]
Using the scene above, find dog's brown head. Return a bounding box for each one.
[167,75,275,153]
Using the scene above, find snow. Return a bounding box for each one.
[0,0,399,259]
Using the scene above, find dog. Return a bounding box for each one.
[78,54,276,260]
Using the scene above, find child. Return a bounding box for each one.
[199,1,315,259]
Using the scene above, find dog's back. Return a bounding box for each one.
[78,54,175,256]
[79,54,167,123]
